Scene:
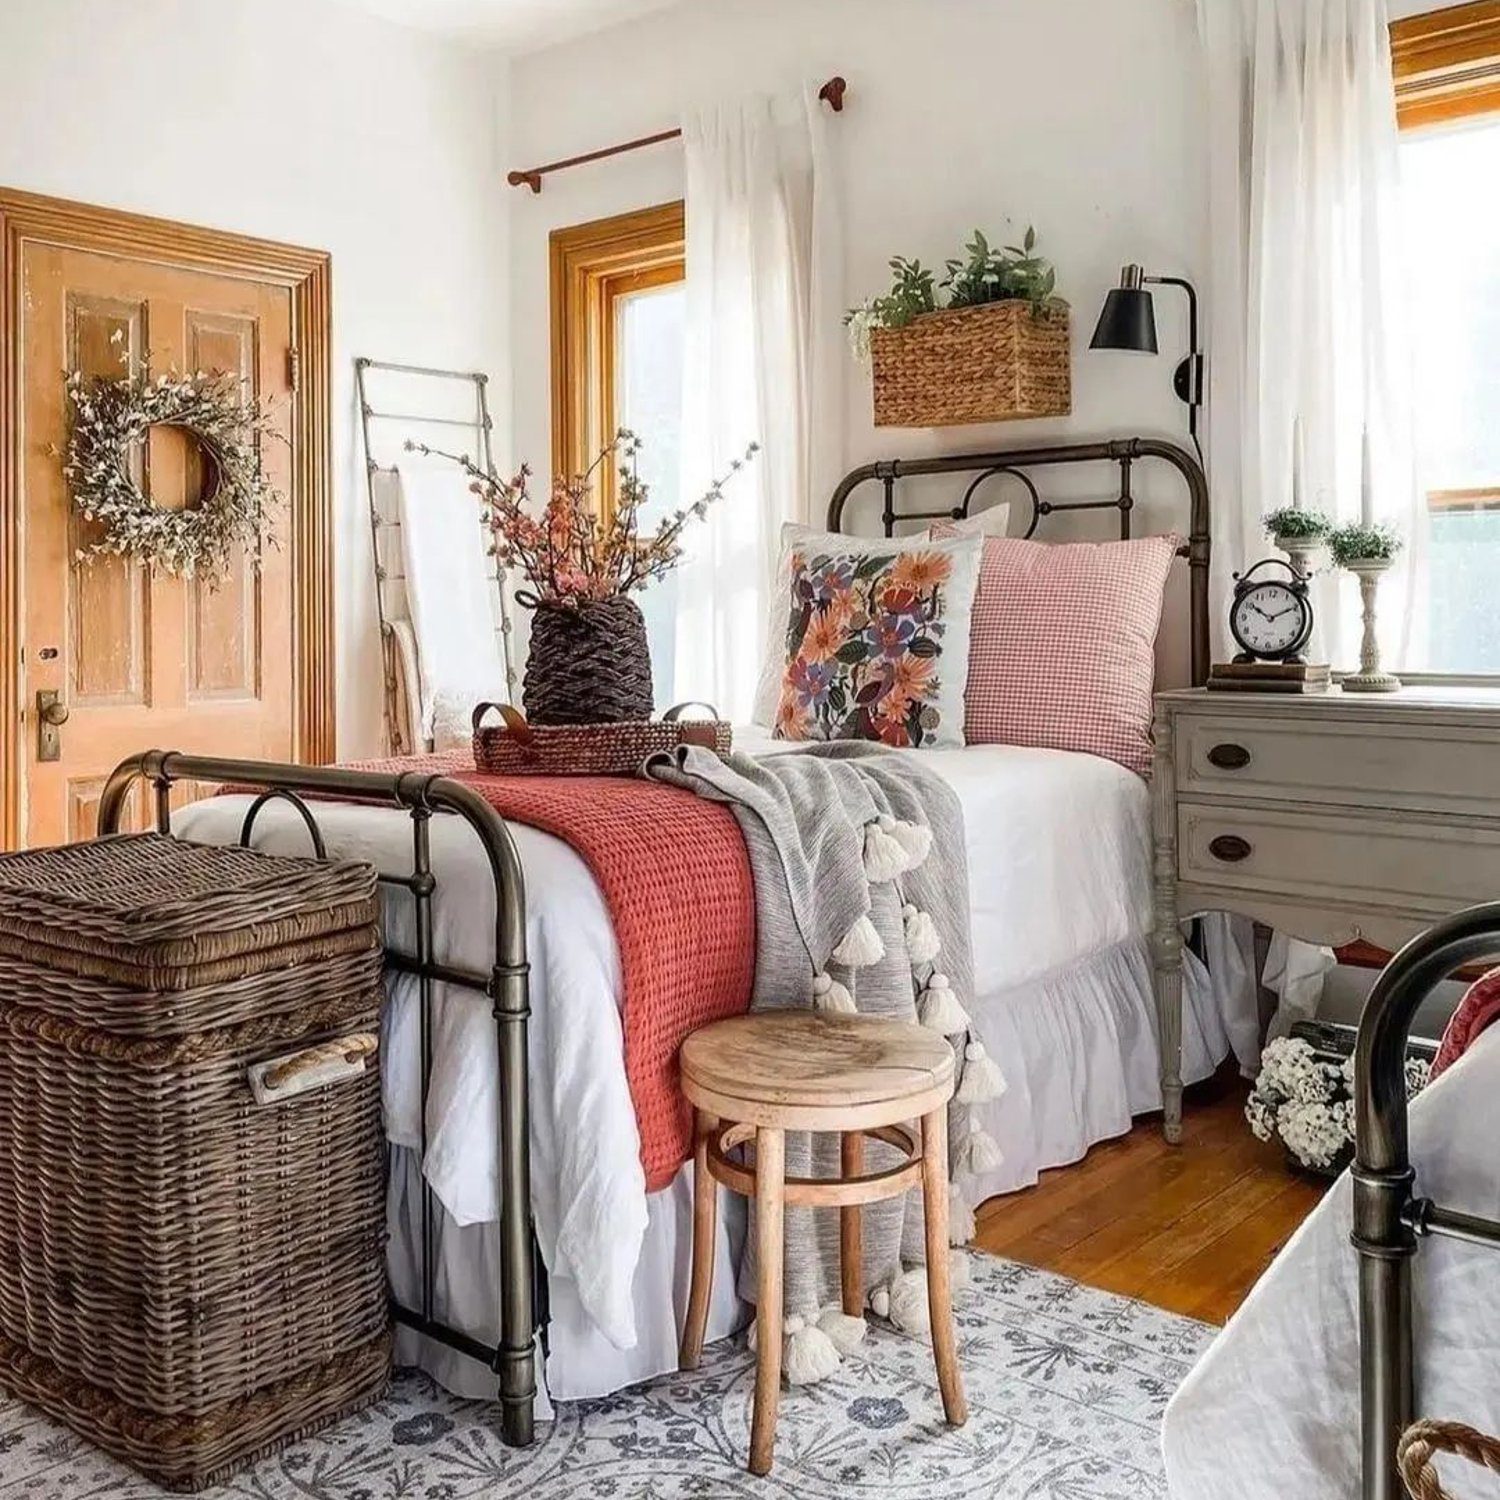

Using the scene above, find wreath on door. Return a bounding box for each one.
[61,365,281,580]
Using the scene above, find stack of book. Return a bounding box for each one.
[1207,660,1331,693]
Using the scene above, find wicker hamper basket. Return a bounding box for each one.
[0,833,391,1491]
[870,300,1071,427]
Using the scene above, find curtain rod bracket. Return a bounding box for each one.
[509,74,848,193]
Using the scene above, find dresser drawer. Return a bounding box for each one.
[1177,801,1500,915]
[1175,712,1500,816]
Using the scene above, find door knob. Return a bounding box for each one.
[35,690,68,762]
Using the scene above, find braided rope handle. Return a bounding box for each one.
[261,1033,378,1092]
[1400,1420,1500,1500]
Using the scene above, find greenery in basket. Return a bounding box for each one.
[409,431,757,606]
[844,224,1065,361]
[1262,507,1333,542]
[1328,521,1403,567]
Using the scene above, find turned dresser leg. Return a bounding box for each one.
[920,1108,968,1427]
[840,1130,864,1316]
[1151,700,1185,1145]
[750,1126,786,1477]
[680,1108,718,1371]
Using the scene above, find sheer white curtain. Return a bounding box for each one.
[672,86,843,719]
[1198,0,1424,671]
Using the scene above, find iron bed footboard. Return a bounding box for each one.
[1354,902,1500,1500]
[97,749,540,1447]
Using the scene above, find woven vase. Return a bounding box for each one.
[521,595,655,726]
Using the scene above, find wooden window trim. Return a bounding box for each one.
[1428,485,1500,511]
[549,202,685,520]
[1392,2,1500,129]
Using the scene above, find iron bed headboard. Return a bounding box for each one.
[1353,903,1500,1500]
[826,436,1212,687]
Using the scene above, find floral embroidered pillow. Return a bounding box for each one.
[771,531,982,749]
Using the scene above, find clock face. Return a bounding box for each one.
[1231,581,1309,659]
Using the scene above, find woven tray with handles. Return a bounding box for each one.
[472,702,732,776]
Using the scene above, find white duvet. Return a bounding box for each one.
[176,736,1162,1369]
[1163,1025,1500,1499]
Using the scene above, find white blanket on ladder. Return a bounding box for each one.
[395,461,507,745]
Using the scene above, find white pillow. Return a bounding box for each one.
[753,524,983,749]
[751,507,1006,728]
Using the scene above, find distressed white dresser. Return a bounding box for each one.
[1151,686,1500,1141]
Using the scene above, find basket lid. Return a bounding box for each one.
[0,834,378,988]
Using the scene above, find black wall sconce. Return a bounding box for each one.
[1090,264,1205,464]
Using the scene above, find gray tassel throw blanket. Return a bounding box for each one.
[646,741,1007,1368]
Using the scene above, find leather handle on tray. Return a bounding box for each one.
[663,701,720,723]
[473,702,533,742]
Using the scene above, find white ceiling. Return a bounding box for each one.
[334,0,684,53]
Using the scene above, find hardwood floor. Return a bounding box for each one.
[974,1069,1329,1325]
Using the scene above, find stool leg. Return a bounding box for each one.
[920,1107,968,1427]
[840,1130,864,1316]
[750,1126,786,1477]
[680,1109,718,1371]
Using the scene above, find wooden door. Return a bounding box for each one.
[20,246,295,845]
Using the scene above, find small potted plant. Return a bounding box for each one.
[412,430,756,726]
[846,226,1070,428]
[1329,522,1404,693]
[1262,506,1331,579]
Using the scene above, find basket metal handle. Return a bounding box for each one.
[249,1033,378,1104]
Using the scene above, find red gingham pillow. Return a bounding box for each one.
[933,528,1179,776]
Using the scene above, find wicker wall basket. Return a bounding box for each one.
[870,300,1071,427]
[0,834,391,1491]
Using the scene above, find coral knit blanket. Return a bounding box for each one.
[337,752,756,1192]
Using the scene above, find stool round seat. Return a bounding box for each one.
[680,1011,954,1129]
[677,1009,967,1477]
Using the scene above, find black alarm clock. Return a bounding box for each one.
[1229,558,1314,663]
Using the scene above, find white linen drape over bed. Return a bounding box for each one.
[672,85,844,720]
[1196,0,1424,671]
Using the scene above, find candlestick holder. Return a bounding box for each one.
[1342,557,1401,693]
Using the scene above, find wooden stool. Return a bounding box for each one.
[678,1011,968,1476]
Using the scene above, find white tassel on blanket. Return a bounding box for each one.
[748,1313,843,1385]
[816,1305,867,1355]
[811,971,856,1014]
[958,1122,1005,1175]
[957,1039,1007,1105]
[832,912,884,967]
[917,971,970,1034]
[868,1255,972,1339]
[888,816,932,869]
[902,904,940,965]
[949,1188,977,1247]
[862,817,911,883]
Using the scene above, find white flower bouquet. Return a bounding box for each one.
[1246,1036,1430,1174]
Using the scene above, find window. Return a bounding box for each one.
[1393,3,1500,672]
[550,204,686,706]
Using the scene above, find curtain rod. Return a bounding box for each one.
[507,76,847,194]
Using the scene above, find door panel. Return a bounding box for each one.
[21,246,295,846]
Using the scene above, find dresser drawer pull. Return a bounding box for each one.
[1207,743,1252,770]
[1208,834,1252,863]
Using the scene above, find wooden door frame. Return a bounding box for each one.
[0,186,334,849]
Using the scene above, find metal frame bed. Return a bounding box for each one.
[1354,901,1500,1500]
[96,434,1208,1449]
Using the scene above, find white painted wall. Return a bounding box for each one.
[0,0,510,756]
[505,0,1210,683]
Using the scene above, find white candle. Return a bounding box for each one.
[1292,417,1303,510]
[1361,428,1374,524]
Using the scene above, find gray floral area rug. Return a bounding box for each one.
[0,1257,1213,1499]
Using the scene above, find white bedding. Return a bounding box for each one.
[1163,1026,1500,1500]
[176,735,1252,1409]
